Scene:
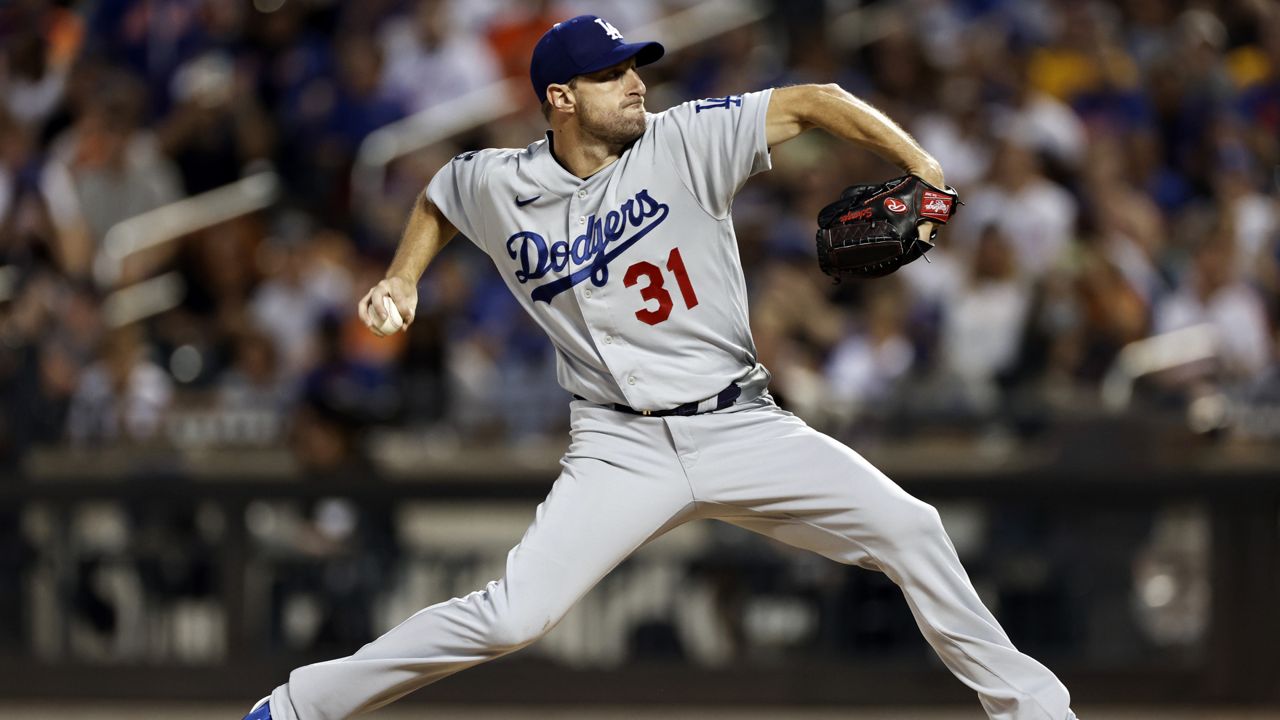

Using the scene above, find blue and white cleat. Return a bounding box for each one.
[243,697,271,720]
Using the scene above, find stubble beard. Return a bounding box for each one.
[580,102,646,148]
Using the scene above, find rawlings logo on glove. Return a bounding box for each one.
[815,174,960,280]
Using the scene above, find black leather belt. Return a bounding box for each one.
[575,383,742,417]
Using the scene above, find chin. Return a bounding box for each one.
[622,121,646,142]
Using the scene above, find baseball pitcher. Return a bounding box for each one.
[245,15,1075,720]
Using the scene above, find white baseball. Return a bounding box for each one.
[377,296,404,335]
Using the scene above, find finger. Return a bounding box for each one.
[387,282,415,327]
[917,222,937,247]
[357,293,372,327]
[385,289,403,319]
[363,289,388,327]
[371,288,388,324]
[398,303,415,332]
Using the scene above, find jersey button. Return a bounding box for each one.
[577,189,587,198]
[604,335,613,344]
[583,288,592,298]
[578,216,586,225]
[627,376,637,385]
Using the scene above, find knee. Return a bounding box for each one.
[486,603,557,651]
[882,497,947,549]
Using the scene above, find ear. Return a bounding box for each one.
[546,83,576,115]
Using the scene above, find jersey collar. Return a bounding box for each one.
[527,131,587,195]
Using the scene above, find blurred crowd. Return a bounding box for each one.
[1,0,1279,472]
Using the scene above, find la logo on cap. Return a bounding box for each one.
[594,17,623,40]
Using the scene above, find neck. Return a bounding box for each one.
[548,121,625,179]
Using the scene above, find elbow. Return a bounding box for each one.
[770,83,860,143]
[813,83,851,105]
[808,82,849,106]
[798,83,851,126]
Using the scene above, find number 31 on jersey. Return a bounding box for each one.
[624,247,698,325]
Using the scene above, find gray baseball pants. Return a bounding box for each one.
[265,395,1073,720]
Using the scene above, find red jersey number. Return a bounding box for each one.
[623,247,698,326]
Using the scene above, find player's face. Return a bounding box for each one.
[573,58,647,146]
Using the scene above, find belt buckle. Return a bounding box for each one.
[641,409,652,416]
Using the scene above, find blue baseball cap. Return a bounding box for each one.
[530,15,665,103]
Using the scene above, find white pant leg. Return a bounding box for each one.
[670,397,1072,720]
[268,403,697,720]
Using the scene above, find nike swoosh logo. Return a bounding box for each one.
[515,195,541,207]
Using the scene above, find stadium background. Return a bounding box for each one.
[0,0,1278,717]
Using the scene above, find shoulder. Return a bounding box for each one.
[651,92,769,126]
[435,145,536,192]
[444,146,524,170]
[444,141,552,177]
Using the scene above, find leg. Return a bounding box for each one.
[267,405,697,720]
[676,399,1073,720]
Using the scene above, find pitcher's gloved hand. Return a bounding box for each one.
[815,174,960,280]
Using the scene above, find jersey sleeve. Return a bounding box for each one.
[653,89,774,219]
[424,150,490,248]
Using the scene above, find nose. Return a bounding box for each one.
[624,67,645,97]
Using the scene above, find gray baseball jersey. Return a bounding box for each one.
[425,91,774,409]
[259,90,1075,720]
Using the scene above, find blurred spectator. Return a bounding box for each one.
[1027,2,1139,107]
[1208,133,1279,293]
[958,136,1078,279]
[1233,7,1280,171]
[283,34,405,217]
[1080,136,1168,306]
[1074,246,1150,380]
[293,313,397,474]
[938,224,1033,412]
[1142,8,1240,210]
[241,0,333,121]
[43,74,182,280]
[561,2,661,35]
[2,29,71,131]
[1154,220,1273,382]
[0,108,82,275]
[824,284,915,421]
[493,311,565,442]
[912,67,992,188]
[159,52,274,195]
[327,35,404,149]
[0,271,82,463]
[1008,267,1088,408]
[84,0,242,112]
[66,323,173,445]
[248,230,354,384]
[991,50,1089,176]
[486,0,563,86]
[1029,3,1149,151]
[750,247,846,420]
[377,0,502,114]
[37,282,103,438]
[863,13,939,118]
[1118,0,1179,69]
[217,328,293,421]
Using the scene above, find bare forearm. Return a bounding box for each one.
[386,194,455,284]
[358,194,455,333]
[767,84,943,185]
